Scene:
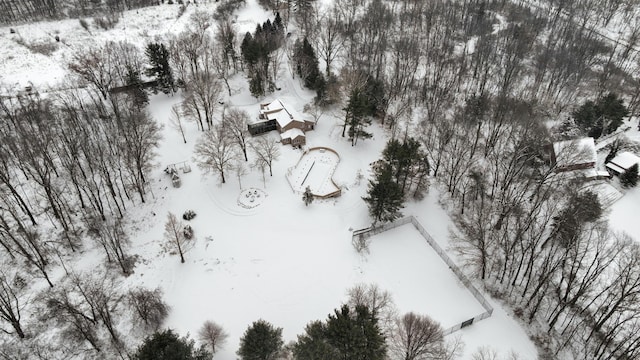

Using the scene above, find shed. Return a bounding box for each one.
[606,151,640,175]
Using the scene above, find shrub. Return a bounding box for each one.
[183,225,194,239]
[183,210,196,220]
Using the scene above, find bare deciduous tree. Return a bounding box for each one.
[250,136,280,177]
[43,270,123,353]
[233,159,248,190]
[169,104,187,144]
[164,212,188,263]
[223,108,251,161]
[127,287,169,332]
[347,283,397,334]
[182,72,223,131]
[315,6,344,76]
[198,320,228,355]
[86,215,133,275]
[195,125,239,184]
[0,269,26,339]
[391,312,445,360]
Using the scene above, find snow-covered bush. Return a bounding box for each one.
[183,225,194,239]
[183,210,196,220]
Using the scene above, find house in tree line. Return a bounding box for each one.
[550,137,610,180]
[247,99,315,146]
[606,151,640,176]
[551,137,597,171]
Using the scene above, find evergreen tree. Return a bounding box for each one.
[621,163,639,188]
[145,42,175,94]
[572,92,629,139]
[324,305,386,360]
[134,329,212,360]
[293,321,339,360]
[303,186,314,206]
[125,65,148,107]
[362,75,386,118]
[237,319,284,360]
[240,17,285,99]
[294,37,321,90]
[549,190,603,248]
[344,89,373,146]
[382,138,430,197]
[362,165,404,224]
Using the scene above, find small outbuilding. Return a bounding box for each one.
[606,151,640,176]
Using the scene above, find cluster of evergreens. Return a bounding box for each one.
[240,14,285,97]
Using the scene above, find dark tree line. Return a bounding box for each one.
[0,0,160,24]
[240,14,285,97]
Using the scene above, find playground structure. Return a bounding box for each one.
[164,161,192,188]
[286,147,341,199]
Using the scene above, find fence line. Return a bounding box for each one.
[352,216,493,336]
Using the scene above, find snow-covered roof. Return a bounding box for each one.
[607,151,640,171]
[606,162,626,174]
[579,168,611,179]
[260,99,305,129]
[553,138,597,168]
[280,128,305,140]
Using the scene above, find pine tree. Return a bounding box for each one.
[621,163,639,188]
[344,89,373,146]
[125,65,148,107]
[294,37,321,90]
[145,42,175,94]
[382,138,430,196]
[134,329,211,360]
[324,305,387,360]
[573,92,629,138]
[362,165,404,224]
[303,186,314,206]
[293,321,340,360]
[237,319,284,360]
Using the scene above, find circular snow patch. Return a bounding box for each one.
[237,188,268,209]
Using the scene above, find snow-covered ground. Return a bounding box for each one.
[132,87,538,359]
[0,0,540,358]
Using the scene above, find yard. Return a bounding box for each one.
[0,0,540,358]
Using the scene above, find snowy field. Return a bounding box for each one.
[134,91,537,360]
[363,224,486,328]
[286,148,340,197]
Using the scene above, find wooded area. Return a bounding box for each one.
[1,0,640,358]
